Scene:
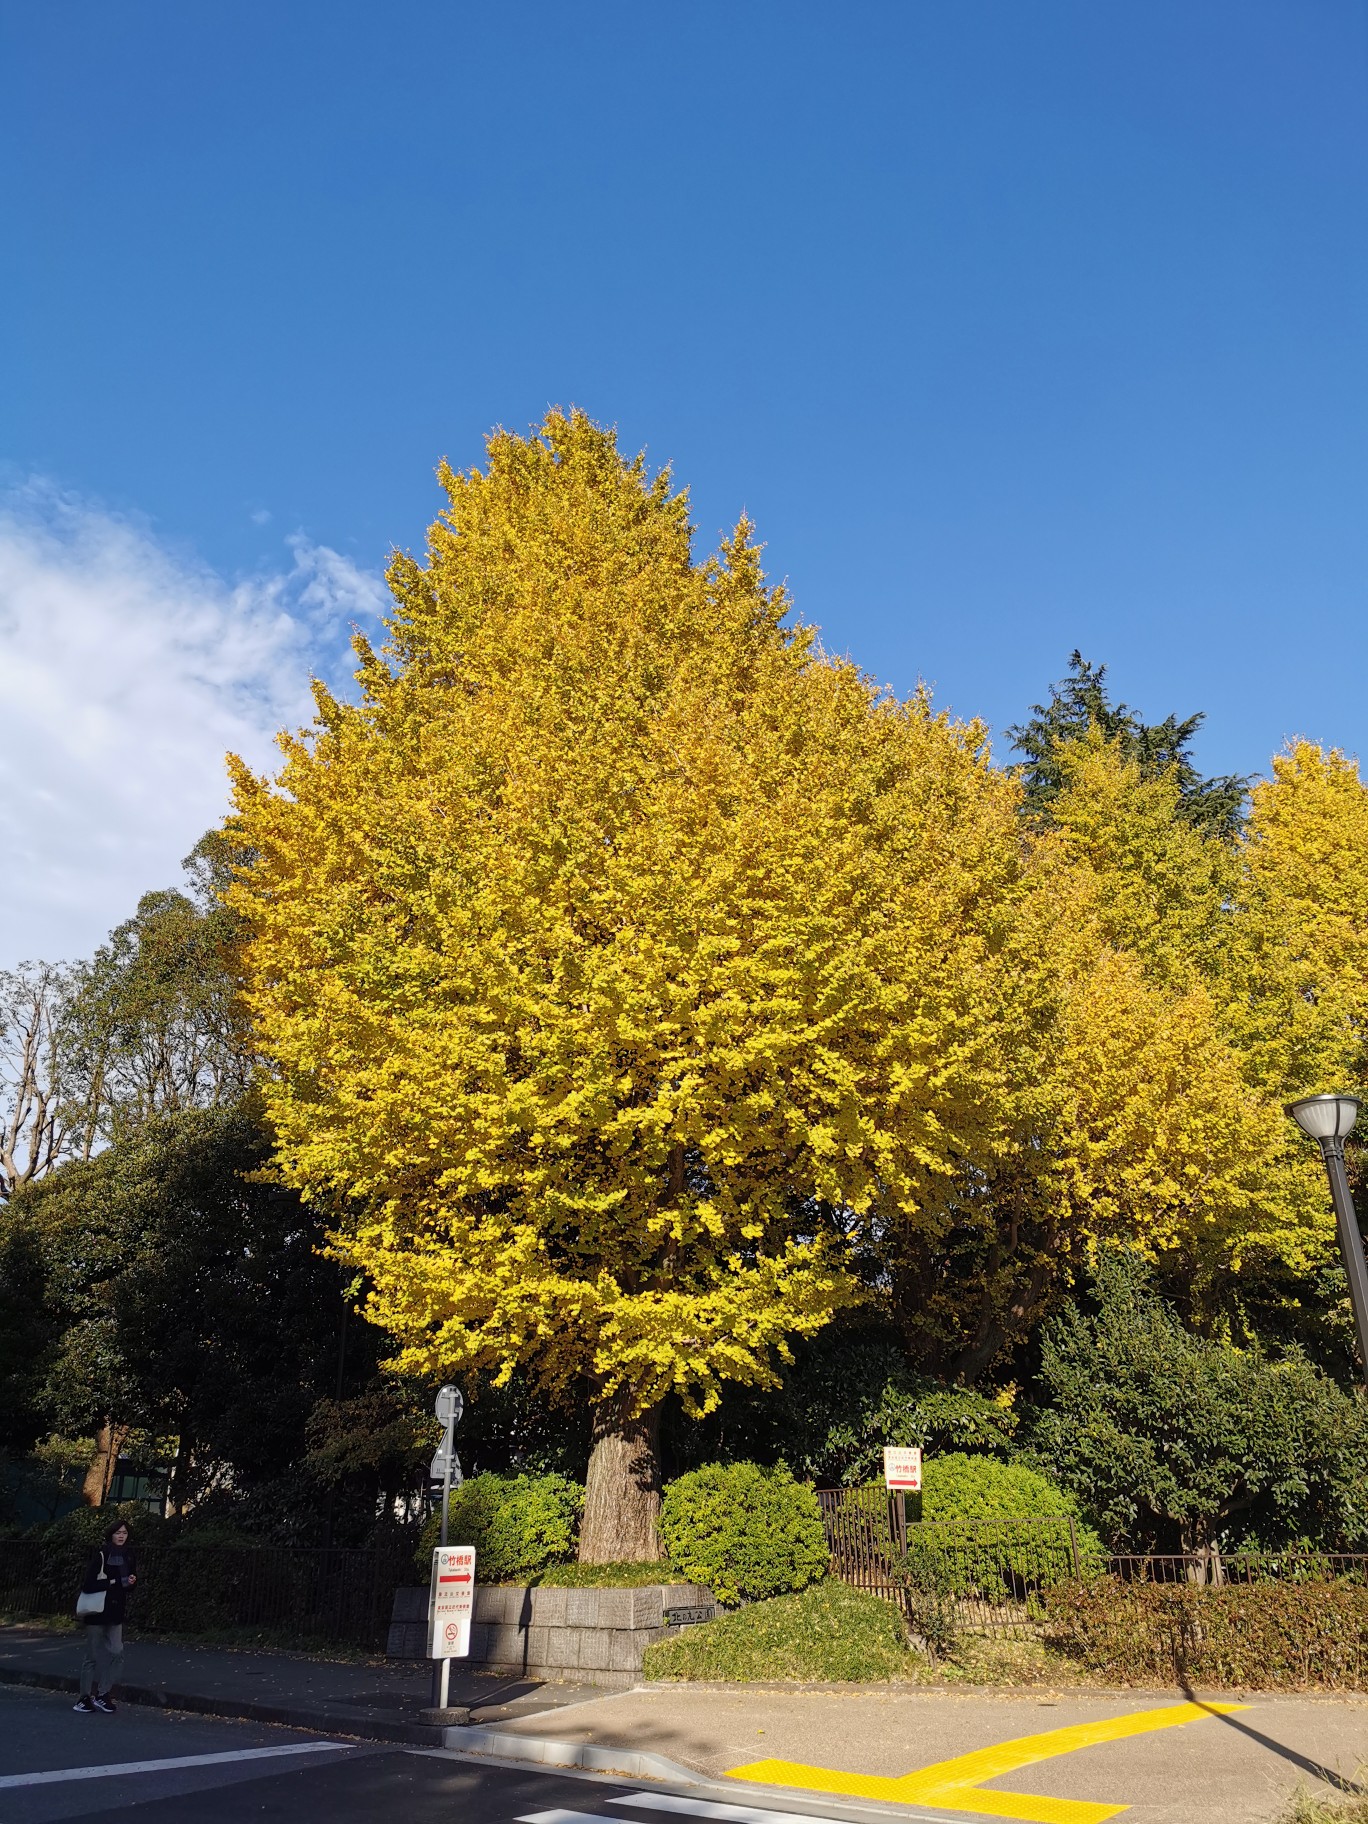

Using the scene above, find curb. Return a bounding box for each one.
[435,1735,973,1824]
[0,1665,445,1746]
[445,1725,703,1782]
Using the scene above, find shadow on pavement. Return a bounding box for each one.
[1179,1675,1367,1798]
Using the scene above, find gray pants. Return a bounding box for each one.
[80,1623,123,1697]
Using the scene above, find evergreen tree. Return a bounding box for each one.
[1009,652,1247,838]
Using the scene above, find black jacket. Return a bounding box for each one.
[77,1545,137,1626]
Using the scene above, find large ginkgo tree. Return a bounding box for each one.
[225,411,1047,1558]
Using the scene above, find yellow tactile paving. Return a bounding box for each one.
[726,1699,1249,1824]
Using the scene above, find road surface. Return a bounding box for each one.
[0,1684,957,1824]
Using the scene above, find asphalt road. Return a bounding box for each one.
[0,1686,947,1824]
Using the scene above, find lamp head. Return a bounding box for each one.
[1286,1094,1362,1142]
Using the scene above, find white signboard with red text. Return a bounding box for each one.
[883,1446,923,1492]
[427,1545,477,1659]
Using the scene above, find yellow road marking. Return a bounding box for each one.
[726,1699,1248,1824]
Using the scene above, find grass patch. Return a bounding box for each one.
[933,1636,1077,1686]
[532,1562,675,1588]
[643,1579,924,1682]
[1280,1782,1368,1823]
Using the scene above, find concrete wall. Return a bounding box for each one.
[388,1582,715,1688]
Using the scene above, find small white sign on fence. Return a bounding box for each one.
[427,1545,476,1659]
[883,1446,923,1492]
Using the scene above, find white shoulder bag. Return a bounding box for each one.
[76,1551,108,1618]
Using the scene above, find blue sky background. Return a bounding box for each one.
[2,1,1366,957]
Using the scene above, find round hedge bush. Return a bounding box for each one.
[922,1452,1081,1523]
[415,1472,582,1583]
[658,1462,829,1606]
[911,1453,1102,1600]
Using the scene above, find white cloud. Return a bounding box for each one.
[0,481,387,967]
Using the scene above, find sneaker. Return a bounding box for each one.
[92,1695,116,1714]
[72,1696,96,1713]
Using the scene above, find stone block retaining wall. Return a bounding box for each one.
[388,1582,714,1688]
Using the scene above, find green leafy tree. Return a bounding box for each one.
[1029,1250,1368,1554]
[13,1100,351,1512]
[2,838,256,1208]
[0,1217,52,1453]
[71,836,256,1142]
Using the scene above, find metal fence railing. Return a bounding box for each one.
[1107,1552,1368,1588]
[817,1487,907,1589]
[0,1540,413,1650]
[817,1487,1368,1638]
[817,1490,1085,1637]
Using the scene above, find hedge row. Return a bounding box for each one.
[416,1463,829,1602]
[1043,1577,1368,1690]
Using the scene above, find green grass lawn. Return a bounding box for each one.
[640,1581,1108,1687]
[643,1580,925,1682]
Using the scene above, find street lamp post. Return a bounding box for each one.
[1286,1094,1368,1389]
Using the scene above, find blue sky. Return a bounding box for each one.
[2,2,1366,959]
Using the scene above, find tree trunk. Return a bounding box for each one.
[167,1431,193,1517]
[82,1419,127,1507]
[577,1391,663,1563]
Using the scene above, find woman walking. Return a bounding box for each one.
[72,1519,137,1715]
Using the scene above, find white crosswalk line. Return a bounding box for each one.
[606,1793,880,1824]
[0,1741,353,1790]
[518,1811,617,1824]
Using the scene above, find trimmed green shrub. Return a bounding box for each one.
[922,1452,1081,1524]
[658,1462,828,1606]
[908,1454,1102,1601]
[644,1579,919,1681]
[1043,1576,1368,1690]
[415,1472,582,1583]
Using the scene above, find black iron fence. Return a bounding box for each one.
[0,1540,411,1650]
[1108,1551,1368,1588]
[817,1486,1368,1638]
[8,1501,1368,1653]
[818,1489,1089,1636]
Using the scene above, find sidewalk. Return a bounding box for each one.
[5,1624,1366,1822]
[450,1680,1368,1824]
[0,1625,604,1745]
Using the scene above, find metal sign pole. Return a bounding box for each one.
[429,1385,463,1711]
[436,1421,453,1708]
